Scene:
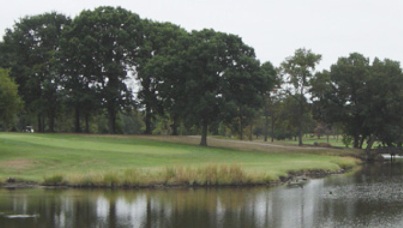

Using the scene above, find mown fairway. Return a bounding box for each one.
[0,133,358,184]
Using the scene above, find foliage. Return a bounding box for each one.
[260,61,280,142]
[137,20,188,134]
[0,12,71,132]
[342,134,353,148]
[181,30,271,145]
[280,48,321,146]
[59,7,142,134]
[311,53,403,149]
[1,5,402,152]
[0,69,23,130]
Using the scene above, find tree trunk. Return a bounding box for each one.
[353,133,360,148]
[48,104,56,132]
[74,107,81,133]
[144,104,152,135]
[200,119,208,146]
[171,116,178,136]
[365,135,376,161]
[108,106,116,134]
[84,113,90,133]
[271,115,275,142]
[297,128,303,146]
[298,93,304,146]
[264,97,268,142]
[249,124,253,141]
[239,114,243,140]
[48,114,55,132]
[37,114,45,133]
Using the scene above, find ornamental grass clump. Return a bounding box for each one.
[102,172,120,187]
[162,164,253,186]
[43,174,65,186]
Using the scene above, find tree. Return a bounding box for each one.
[260,61,280,142]
[1,12,71,132]
[137,20,188,134]
[311,53,370,148]
[311,53,403,154]
[59,7,142,133]
[0,68,23,130]
[367,58,403,148]
[280,48,321,146]
[59,14,100,133]
[181,29,270,146]
[221,49,268,140]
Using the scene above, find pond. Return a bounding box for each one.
[1,162,403,228]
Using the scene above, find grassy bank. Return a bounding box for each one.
[0,133,359,187]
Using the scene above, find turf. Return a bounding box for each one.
[0,133,358,184]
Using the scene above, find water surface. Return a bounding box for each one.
[1,162,403,228]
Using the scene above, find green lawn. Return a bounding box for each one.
[275,135,346,147]
[0,133,358,186]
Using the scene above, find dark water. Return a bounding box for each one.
[1,163,403,228]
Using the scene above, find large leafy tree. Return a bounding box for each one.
[221,51,270,140]
[137,20,188,134]
[311,53,370,148]
[367,58,403,148]
[0,12,71,132]
[147,29,269,145]
[60,6,142,133]
[0,68,23,130]
[311,53,403,152]
[280,48,321,146]
[260,61,280,142]
[181,29,270,146]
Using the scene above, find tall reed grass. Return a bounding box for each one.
[42,164,274,188]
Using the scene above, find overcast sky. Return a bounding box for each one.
[1,0,403,70]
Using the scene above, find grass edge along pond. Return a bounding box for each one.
[0,133,360,188]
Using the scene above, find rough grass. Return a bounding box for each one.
[0,133,360,187]
[265,135,344,147]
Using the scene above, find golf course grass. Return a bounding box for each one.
[0,133,359,187]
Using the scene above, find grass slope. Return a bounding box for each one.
[0,133,358,186]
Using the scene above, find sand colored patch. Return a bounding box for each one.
[0,159,36,170]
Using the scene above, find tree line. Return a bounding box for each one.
[0,6,402,150]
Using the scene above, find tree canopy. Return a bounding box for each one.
[280,48,321,146]
[311,53,403,151]
[0,12,71,132]
[59,6,142,134]
[1,6,402,153]
[0,68,23,130]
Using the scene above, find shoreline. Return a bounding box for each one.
[0,167,352,190]
[0,133,361,191]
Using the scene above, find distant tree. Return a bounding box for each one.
[267,93,283,142]
[59,6,142,133]
[0,12,71,132]
[311,53,403,155]
[142,29,269,145]
[260,61,280,142]
[59,20,100,133]
[221,49,269,140]
[280,48,321,146]
[0,68,23,130]
[311,53,370,148]
[138,20,188,134]
[182,29,271,146]
[367,58,403,148]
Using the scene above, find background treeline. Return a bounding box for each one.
[0,6,402,150]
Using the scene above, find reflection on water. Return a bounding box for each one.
[1,163,403,228]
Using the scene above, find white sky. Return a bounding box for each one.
[1,0,403,70]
